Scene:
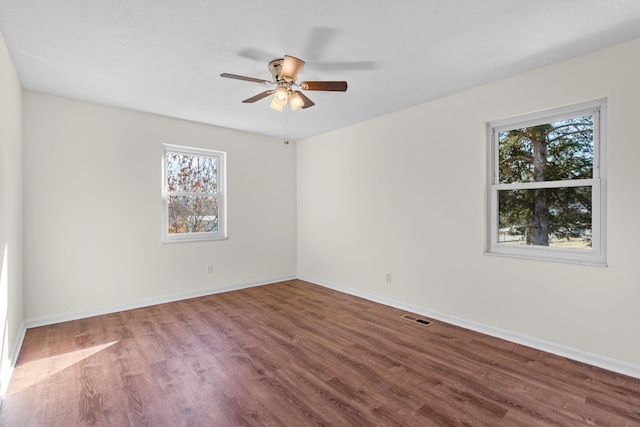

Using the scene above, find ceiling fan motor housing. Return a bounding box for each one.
[268,59,285,82]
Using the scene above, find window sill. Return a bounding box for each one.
[484,249,607,267]
[162,235,228,244]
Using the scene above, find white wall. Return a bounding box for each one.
[0,29,23,393]
[23,93,297,322]
[298,37,640,369]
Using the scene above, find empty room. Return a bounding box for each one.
[1,1,640,425]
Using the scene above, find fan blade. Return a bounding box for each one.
[300,81,347,92]
[301,27,336,61]
[242,90,274,103]
[220,73,270,84]
[237,47,275,63]
[281,55,305,82]
[296,91,315,109]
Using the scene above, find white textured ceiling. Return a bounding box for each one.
[2,0,640,141]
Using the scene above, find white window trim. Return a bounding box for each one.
[162,144,227,243]
[486,99,607,266]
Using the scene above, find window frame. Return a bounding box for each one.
[486,99,607,266]
[162,144,227,243]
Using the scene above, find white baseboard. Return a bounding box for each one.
[24,275,297,329]
[299,275,640,380]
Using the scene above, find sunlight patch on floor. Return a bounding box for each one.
[5,341,118,396]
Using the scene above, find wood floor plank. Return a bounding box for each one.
[2,279,640,426]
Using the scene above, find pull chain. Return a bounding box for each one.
[283,104,289,145]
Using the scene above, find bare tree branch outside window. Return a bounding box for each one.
[165,152,219,234]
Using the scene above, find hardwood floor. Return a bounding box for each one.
[2,279,639,426]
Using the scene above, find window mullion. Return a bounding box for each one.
[166,191,216,197]
[495,179,595,191]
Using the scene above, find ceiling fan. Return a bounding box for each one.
[220,55,347,111]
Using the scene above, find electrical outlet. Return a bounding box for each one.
[386,273,392,283]
[207,265,214,274]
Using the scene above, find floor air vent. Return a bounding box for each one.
[401,314,433,326]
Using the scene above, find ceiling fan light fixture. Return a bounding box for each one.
[281,55,305,82]
[269,97,284,111]
[274,86,289,106]
[289,92,304,111]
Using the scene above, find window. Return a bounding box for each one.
[487,99,606,266]
[162,144,226,242]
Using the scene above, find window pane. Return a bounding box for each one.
[498,187,592,248]
[498,116,593,184]
[168,195,218,233]
[166,153,218,193]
